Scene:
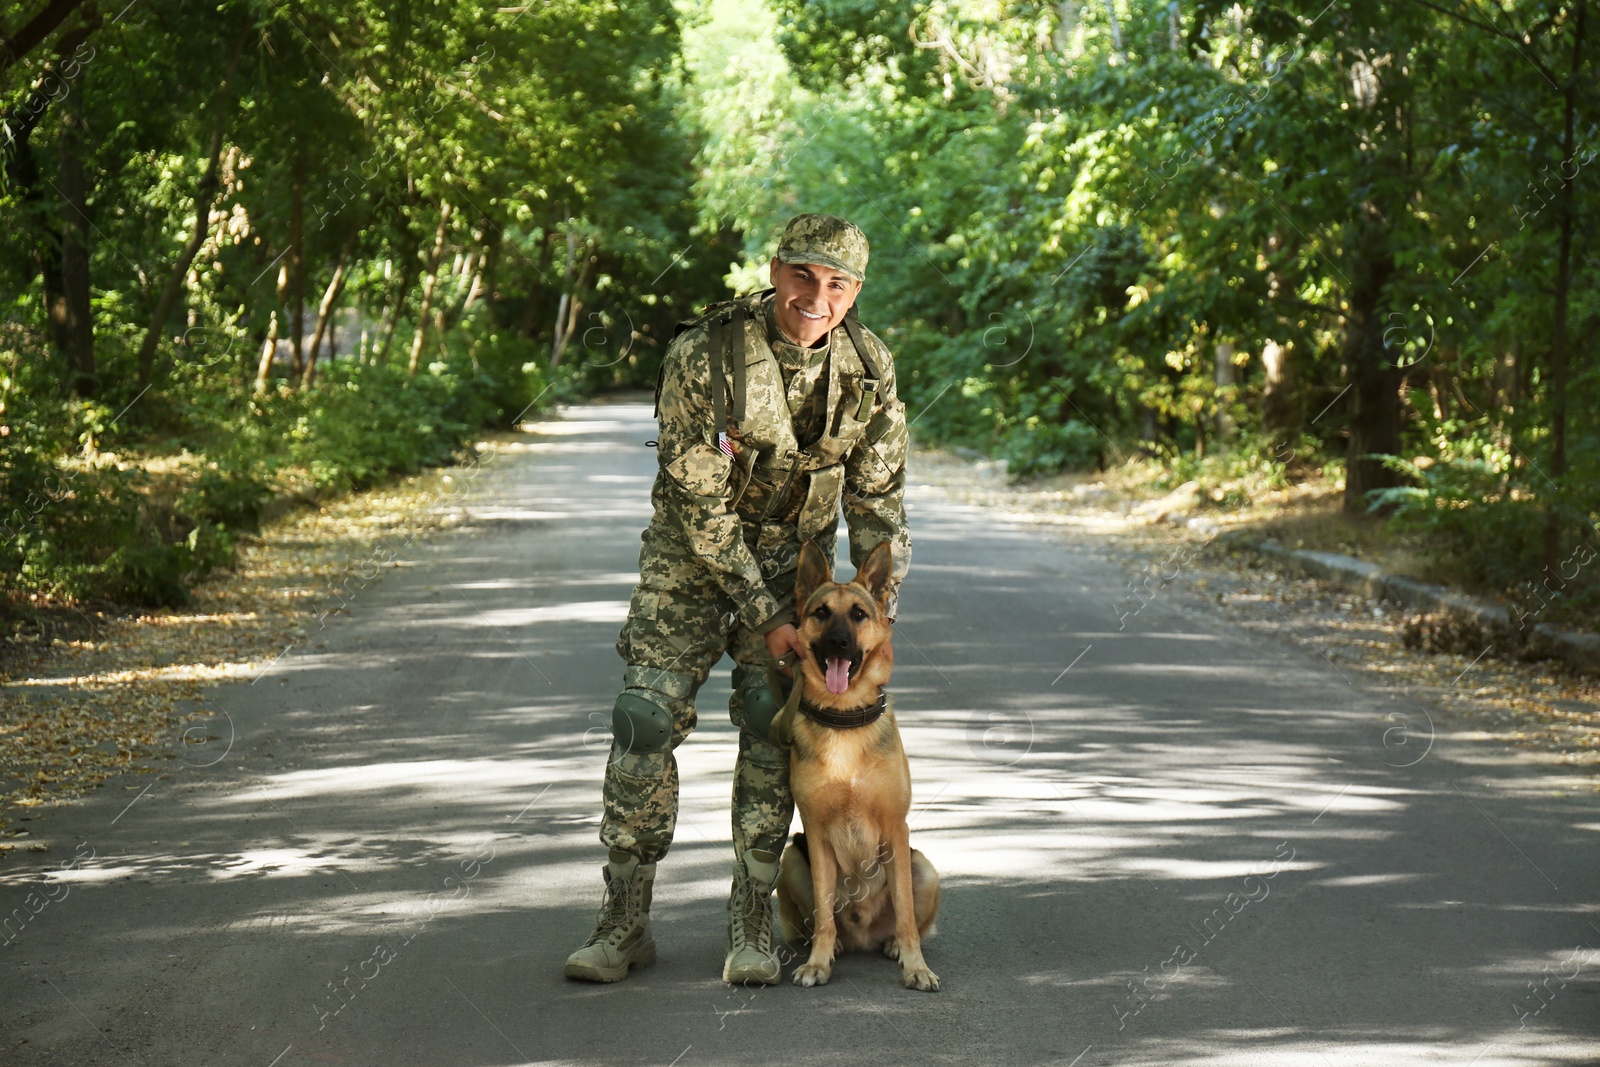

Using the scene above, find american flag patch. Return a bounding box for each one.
[718,432,736,457]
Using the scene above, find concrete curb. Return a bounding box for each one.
[1230,537,1599,677]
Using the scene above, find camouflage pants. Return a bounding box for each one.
[603,519,836,865]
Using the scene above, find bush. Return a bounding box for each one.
[896,329,1117,476]
[279,364,471,491]
[2,461,213,607]
[184,464,273,534]
[1000,417,1104,477]
[1366,456,1578,603]
[2,318,554,609]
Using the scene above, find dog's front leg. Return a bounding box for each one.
[792,834,839,987]
[888,824,940,991]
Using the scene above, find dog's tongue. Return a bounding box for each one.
[825,657,851,695]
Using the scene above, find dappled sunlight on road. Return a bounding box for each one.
[5,402,1596,1066]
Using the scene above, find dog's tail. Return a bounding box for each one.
[791,831,809,862]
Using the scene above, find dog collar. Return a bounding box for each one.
[798,690,887,729]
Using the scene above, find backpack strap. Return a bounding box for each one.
[730,290,774,428]
[659,297,740,423]
[657,290,875,432]
[840,304,878,379]
[707,313,727,433]
[730,304,748,423]
[839,306,881,421]
[690,301,749,435]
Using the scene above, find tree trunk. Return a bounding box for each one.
[376,254,416,367]
[407,200,453,376]
[135,51,238,387]
[287,151,305,382]
[253,309,279,393]
[56,79,94,396]
[1261,339,1300,443]
[0,0,90,82]
[4,14,98,390]
[14,132,74,367]
[480,230,502,321]
[1341,214,1402,513]
[551,229,577,365]
[460,250,484,313]
[551,236,596,367]
[1213,342,1236,441]
[301,255,347,388]
[436,249,478,335]
[1543,0,1587,572]
[1102,0,1123,57]
[37,199,71,361]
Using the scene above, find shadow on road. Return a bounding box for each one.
[4,401,1596,1066]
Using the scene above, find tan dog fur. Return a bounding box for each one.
[774,540,941,991]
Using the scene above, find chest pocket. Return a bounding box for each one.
[809,373,873,465]
[796,465,845,542]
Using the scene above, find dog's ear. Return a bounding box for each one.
[796,540,833,612]
[854,540,893,607]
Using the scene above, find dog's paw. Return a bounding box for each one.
[881,936,901,961]
[792,962,832,987]
[903,964,940,992]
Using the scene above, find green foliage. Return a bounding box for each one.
[4,0,1599,621]
[1,0,702,609]
[1,367,222,607]
[184,466,272,535]
[768,0,936,90]
[0,459,211,609]
[1000,416,1105,478]
[1368,455,1551,596]
[279,363,477,492]
[1110,429,1330,513]
[682,0,1598,613]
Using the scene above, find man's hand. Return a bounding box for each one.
[765,623,802,678]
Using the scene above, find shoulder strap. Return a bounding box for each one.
[707,314,726,432]
[841,304,879,380]
[839,306,881,421]
[730,291,775,426]
[660,297,747,427]
[663,290,865,431]
[730,304,747,423]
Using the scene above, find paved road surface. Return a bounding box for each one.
[5,398,1599,1066]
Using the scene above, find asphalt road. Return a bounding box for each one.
[4,398,1599,1066]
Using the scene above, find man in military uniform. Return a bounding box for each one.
[564,214,912,985]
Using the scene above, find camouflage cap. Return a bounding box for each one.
[775,213,869,282]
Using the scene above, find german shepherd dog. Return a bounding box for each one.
[773,540,941,991]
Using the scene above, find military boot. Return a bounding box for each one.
[722,847,782,985]
[564,849,657,982]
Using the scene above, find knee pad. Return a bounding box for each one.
[731,664,783,740]
[612,691,671,754]
[612,665,698,754]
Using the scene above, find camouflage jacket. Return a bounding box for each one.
[652,289,910,634]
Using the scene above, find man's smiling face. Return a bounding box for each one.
[770,258,863,348]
